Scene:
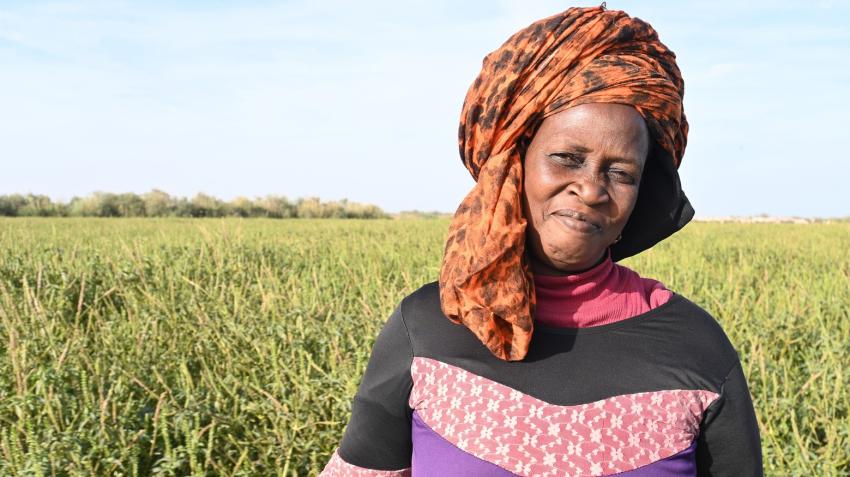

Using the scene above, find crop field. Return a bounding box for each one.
[0,217,848,476]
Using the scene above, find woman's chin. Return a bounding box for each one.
[538,245,606,274]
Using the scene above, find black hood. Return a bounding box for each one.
[611,140,694,261]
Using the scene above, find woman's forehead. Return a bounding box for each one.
[542,103,645,129]
[534,104,649,151]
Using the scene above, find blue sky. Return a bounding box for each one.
[1,0,848,217]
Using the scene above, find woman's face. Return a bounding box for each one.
[522,102,649,275]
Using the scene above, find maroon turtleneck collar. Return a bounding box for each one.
[532,252,673,328]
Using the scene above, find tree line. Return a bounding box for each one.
[0,190,388,219]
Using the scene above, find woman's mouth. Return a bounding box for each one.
[550,209,602,234]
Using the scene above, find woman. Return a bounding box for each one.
[322,5,762,476]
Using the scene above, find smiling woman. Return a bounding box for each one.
[320,5,762,476]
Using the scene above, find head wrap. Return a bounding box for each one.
[439,5,693,361]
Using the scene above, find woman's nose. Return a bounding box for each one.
[568,173,609,205]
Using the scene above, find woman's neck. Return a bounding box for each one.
[528,250,609,277]
[532,254,672,328]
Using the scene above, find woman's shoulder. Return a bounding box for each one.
[612,264,735,351]
[396,280,458,336]
[651,292,743,373]
[399,280,441,313]
[662,293,735,336]
[394,281,498,360]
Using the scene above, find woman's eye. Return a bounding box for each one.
[550,153,582,167]
[609,169,636,184]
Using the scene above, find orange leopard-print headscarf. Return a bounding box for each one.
[439,6,690,361]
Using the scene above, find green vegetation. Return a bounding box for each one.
[0,192,387,219]
[0,218,847,475]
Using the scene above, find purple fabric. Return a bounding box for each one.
[610,442,697,476]
[411,411,698,476]
[411,411,518,477]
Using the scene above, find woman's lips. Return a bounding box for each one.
[550,209,602,234]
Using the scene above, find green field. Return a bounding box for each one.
[1,218,848,476]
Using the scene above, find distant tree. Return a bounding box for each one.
[16,194,58,217]
[346,202,388,219]
[190,193,225,217]
[257,195,295,218]
[115,193,146,217]
[296,197,322,218]
[1,191,387,219]
[68,196,97,216]
[322,200,346,219]
[142,189,176,217]
[229,196,264,218]
[0,194,28,216]
[93,192,121,217]
[172,196,194,217]
[395,210,450,219]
